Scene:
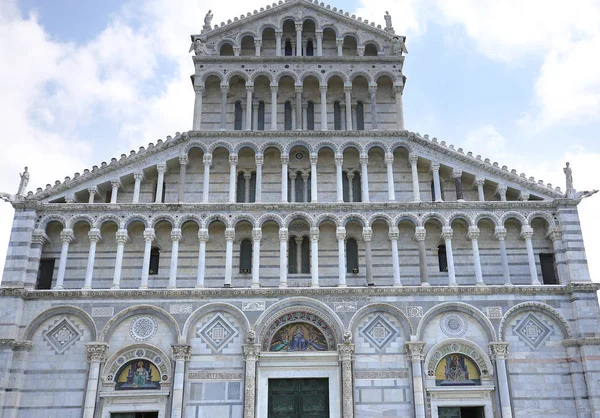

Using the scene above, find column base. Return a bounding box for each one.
[367,283,375,287]
[420,282,430,287]
[251,283,261,289]
[195,285,205,289]
[167,285,177,289]
[338,284,347,288]
[311,284,319,288]
[475,282,486,286]
[531,280,542,286]
[139,285,148,290]
[504,282,514,286]
[82,285,92,290]
[449,283,458,287]
[110,284,120,290]
[223,284,232,288]
[53,285,64,290]
[435,199,444,203]
[279,283,288,289]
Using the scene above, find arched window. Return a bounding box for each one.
[239,239,252,274]
[149,247,160,275]
[431,180,435,202]
[342,171,350,202]
[36,259,55,289]
[285,40,293,56]
[346,238,359,273]
[249,172,257,203]
[284,101,292,131]
[356,101,365,130]
[220,43,234,56]
[234,101,243,130]
[353,172,362,202]
[236,173,246,203]
[153,181,166,203]
[105,190,112,203]
[307,101,315,130]
[288,237,298,274]
[306,39,314,56]
[540,253,558,284]
[295,172,303,202]
[434,354,481,386]
[333,101,342,130]
[438,245,448,272]
[258,101,265,130]
[364,43,378,56]
[301,237,310,273]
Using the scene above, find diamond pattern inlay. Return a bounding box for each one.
[42,317,83,355]
[197,313,238,353]
[360,314,398,351]
[514,313,553,350]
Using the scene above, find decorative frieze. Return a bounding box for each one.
[242,301,265,311]
[170,304,193,314]
[406,306,423,318]
[91,306,114,317]
[187,371,243,380]
[354,370,409,379]
[334,302,357,312]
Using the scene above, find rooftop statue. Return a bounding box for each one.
[384,11,395,33]
[564,162,598,199]
[189,39,210,56]
[390,36,408,56]
[18,166,29,196]
[203,10,213,32]
[564,162,574,192]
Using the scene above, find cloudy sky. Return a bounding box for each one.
[0,0,599,283]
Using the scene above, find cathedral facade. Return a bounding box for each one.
[1,1,600,417]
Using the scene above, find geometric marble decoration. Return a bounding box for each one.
[130,316,158,341]
[197,313,239,353]
[42,317,83,355]
[360,314,398,351]
[440,312,468,338]
[514,313,553,350]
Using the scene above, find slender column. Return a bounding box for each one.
[252,100,259,130]
[441,227,457,286]
[229,155,238,203]
[295,86,303,130]
[178,155,188,203]
[497,184,508,201]
[335,154,344,202]
[302,104,308,130]
[348,173,354,202]
[452,169,464,201]
[295,23,303,56]
[360,154,370,203]
[309,154,318,202]
[132,172,144,203]
[251,229,261,288]
[255,154,263,202]
[54,229,75,290]
[338,344,355,418]
[547,226,566,284]
[243,344,260,418]
[310,227,319,287]
[83,229,102,290]
[409,154,421,202]
[281,155,289,202]
[139,228,155,290]
[275,31,282,56]
[241,104,247,131]
[289,173,296,203]
[468,226,484,285]
[167,229,182,289]
[233,46,241,56]
[295,237,303,274]
[202,154,212,203]
[344,85,353,130]
[475,177,485,201]
[340,104,346,130]
[351,104,357,130]
[279,228,288,288]
[270,85,278,130]
[193,85,204,130]
[111,229,129,289]
[88,186,97,204]
[357,46,365,56]
[490,343,513,418]
[369,85,378,130]
[316,31,323,56]
[389,227,401,287]
[415,227,429,286]
[291,103,297,130]
[357,227,373,286]
[431,162,443,202]
[406,342,426,418]
[220,84,229,130]
[245,85,253,131]
[519,190,530,201]
[155,163,166,203]
[320,85,328,131]
[302,174,309,203]
[224,228,235,287]
[196,229,209,288]
[337,227,347,287]
[244,173,252,203]
[336,38,343,56]
[171,345,192,418]
[394,85,405,129]
[494,227,512,285]
[110,179,120,204]
[385,153,396,201]
[83,343,109,418]
[254,38,262,56]
[521,226,541,285]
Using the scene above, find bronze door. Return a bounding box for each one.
[268,378,329,418]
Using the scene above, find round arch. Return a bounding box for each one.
[257,213,284,228]
[182,303,250,343]
[99,305,181,343]
[420,212,448,227]
[500,211,528,227]
[416,302,497,341]
[498,301,573,341]
[103,343,172,386]
[349,303,413,338]
[368,213,394,228]
[68,215,95,230]
[424,338,494,381]
[23,305,97,341]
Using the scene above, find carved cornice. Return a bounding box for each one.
[563,337,600,347]
[0,339,33,351]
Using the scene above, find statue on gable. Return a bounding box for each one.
[390,36,408,56]
[203,10,213,32]
[564,162,598,199]
[17,166,29,196]
[384,11,395,33]
[189,38,210,56]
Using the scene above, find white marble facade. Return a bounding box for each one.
[1,1,600,418]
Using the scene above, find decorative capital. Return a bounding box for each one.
[295,23,303,31]
[430,162,440,172]
[281,155,289,164]
[368,84,378,95]
[0,339,33,351]
[86,342,109,362]
[229,155,238,165]
[467,226,480,241]
[233,46,241,55]
[295,85,303,94]
[87,186,98,196]
[134,172,145,181]
[171,228,183,242]
[408,153,419,165]
[336,227,346,241]
[319,85,328,93]
[344,84,353,93]
[519,190,530,201]
[65,194,76,204]
[254,39,262,46]
[243,344,260,360]
[441,226,453,241]
[88,228,103,243]
[255,154,264,166]
[385,153,394,165]
[315,30,323,38]
[363,227,373,242]
[452,169,462,179]
[193,85,204,94]
[143,228,156,242]
[496,184,508,194]
[275,30,283,36]
[357,46,365,56]
[414,226,426,241]
[172,344,192,361]
[246,85,254,93]
[310,227,320,242]
[252,228,262,241]
[225,228,236,241]
[156,163,167,174]
[405,341,426,361]
[110,179,122,189]
[179,155,189,165]
[337,343,355,361]
[388,227,399,241]
[198,229,209,242]
[60,228,75,244]
[116,229,129,244]
[547,226,562,242]
[270,85,279,93]
[336,38,344,46]
[520,225,533,240]
[279,228,289,241]
[220,84,230,94]
[475,177,485,187]
[335,154,343,166]
[244,173,252,181]
[31,229,49,245]
[310,153,318,165]
[489,342,509,359]
[203,154,213,165]
[360,155,368,165]
[494,227,507,240]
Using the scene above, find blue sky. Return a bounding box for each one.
[0,0,599,282]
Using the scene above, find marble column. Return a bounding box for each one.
[348,173,354,202]
[83,229,102,290]
[475,177,485,201]
[246,85,253,130]
[27,230,48,288]
[336,39,344,56]
[363,227,374,286]
[310,227,319,288]
[243,344,260,418]
[83,343,109,418]
[338,344,355,418]
[394,86,405,130]
[494,227,512,285]
[132,172,144,203]
[171,345,192,418]
[279,228,288,288]
[302,174,309,202]
[110,180,120,204]
[415,227,429,286]
[88,186,97,204]
[254,38,262,56]
[270,85,278,130]
[310,153,318,202]
[369,85,378,130]
[320,85,328,131]
[409,154,421,202]
[468,226,484,285]
[196,229,209,288]
[178,156,188,203]
[224,228,235,287]
[497,184,508,201]
[193,85,204,130]
[452,169,464,201]
[316,31,323,56]
[385,153,396,201]
[54,228,75,290]
[295,237,303,274]
[431,162,443,202]
[337,227,347,287]
[289,173,296,203]
[155,163,166,203]
[335,154,344,202]
[229,155,238,203]
[241,102,247,131]
[490,343,513,418]
[168,228,182,289]
[360,154,370,203]
[252,228,261,288]
[389,227,401,287]
[244,173,252,203]
[139,228,155,290]
[220,84,229,130]
[111,229,129,289]
[295,23,303,56]
[441,226,457,286]
[281,155,289,202]
[291,103,297,130]
[295,86,303,129]
[275,31,282,56]
[302,103,308,130]
[202,154,212,203]
[547,226,566,284]
[253,100,259,130]
[344,85,353,130]
[405,342,426,418]
[521,226,541,285]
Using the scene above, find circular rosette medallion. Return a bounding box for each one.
[440,312,468,338]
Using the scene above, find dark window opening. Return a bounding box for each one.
[540,253,558,284]
[342,171,350,202]
[105,190,112,203]
[346,238,359,273]
[294,172,303,202]
[333,101,342,130]
[240,239,252,274]
[301,237,310,274]
[285,40,293,56]
[307,101,315,130]
[306,40,314,56]
[438,245,448,272]
[284,101,292,131]
[356,101,365,130]
[153,181,166,203]
[149,247,160,275]
[431,179,436,202]
[236,173,246,203]
[258,101,265,130]
[353,172,362,202]
[249,172,257,203]
[288,237,298,274]
[37,258,55,289]
[234,101,243,130]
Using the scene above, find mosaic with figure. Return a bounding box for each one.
[435,354,481,386]
[116,359,161,390]
[270,322,328,352]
